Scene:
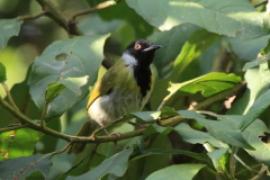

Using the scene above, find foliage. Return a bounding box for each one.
[0,0,270,179]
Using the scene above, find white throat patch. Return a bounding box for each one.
[122,52,137,67]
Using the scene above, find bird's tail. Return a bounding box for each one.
[68,121,94,154]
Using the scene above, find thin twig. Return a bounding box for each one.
[40,103,48,127]
[18,11,47,21]
[229,148,237,179]
[250,164,268,180]
[70,0,117,22]
[90,115,131,137]
[35,0,80,35]
[0,124,27,133]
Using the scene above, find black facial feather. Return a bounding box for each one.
[125,40,160,97]
[134,65,152,97]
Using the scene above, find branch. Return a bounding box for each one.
[192,82,246,110]
[0,82,246,144]
[18,11,47,21]
[35,0,117,35]
[0,97,145,143]
[70,0,117,22]
[35,0,81,35]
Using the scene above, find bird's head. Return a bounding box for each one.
[122,40,161,67]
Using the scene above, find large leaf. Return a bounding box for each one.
[0,18,22,48]
[126,0,267,38]
[146,164,205,180]
[178,111,252,149]
[228,34,270,60]
[175,123,227,148]
[28,34,108,117]
[68,148,133,180]
[0,154,52,179]
[165,72,241,103]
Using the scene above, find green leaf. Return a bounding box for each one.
[228,34,270,60]
[45,82,65,104]
[241,89,270,130]
[175,123,227,148]
[243,119,270,165]
[0,129,39,160]
[0,154,52,179]
[146,164,205,180]
[239,58,270,129]
[170,30,218,81]
[126,0,267,38]
[178,111,252,149]
[68,148,133,180]
[166,72,241,100]
[0,62,6,82]
[0,18,22,48]
[28,34,108,117]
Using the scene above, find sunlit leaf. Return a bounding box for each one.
[126,0,267,38]
[166,72,241,100]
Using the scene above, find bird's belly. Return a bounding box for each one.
[88,91,141,126]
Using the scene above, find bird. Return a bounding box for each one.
[69,40,161,153]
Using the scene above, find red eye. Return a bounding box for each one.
[134,43,142,50]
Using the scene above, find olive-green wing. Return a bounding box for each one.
[87,65,113,108]
[86,61,126,108]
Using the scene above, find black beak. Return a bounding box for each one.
[143,44,162,52]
